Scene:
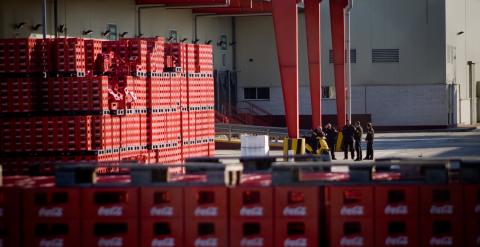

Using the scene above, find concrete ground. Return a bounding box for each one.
[215,128,480,161]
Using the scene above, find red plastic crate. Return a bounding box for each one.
[184,187,227,218]
[141,219,183,247]
[140,187,183,218]
[329,218,374,247]
[375,185,419,218]
[420,217,463,247]
[23,188,81,220]
[420,185,463,218]
[274,218,318,247]
[82,219,138,247]
[230,187,273,218]
[24,220,81,247]
[274,186,319,218]
[81,188,138,219]
[325,186,373,218]
[375,218,419,247]
[230,219,273,247]
[184,219,227,247]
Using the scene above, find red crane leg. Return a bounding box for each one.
[272,0,299,138]
[305,0,322,129]
[330,0,348,129]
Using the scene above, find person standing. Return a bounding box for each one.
[324,123,338,160]
[365,122,375,160]
[341,120,355,160]
[354,121,363,161]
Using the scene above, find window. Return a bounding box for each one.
[106,24,117,41]
[329,49,356,63]
[243,87,270,100]
[322,86,335,99]
[372,49,400,63]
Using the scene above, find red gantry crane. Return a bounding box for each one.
[136,0,350,138]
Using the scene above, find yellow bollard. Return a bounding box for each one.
[283,138,306,156]
[336,132,344,152]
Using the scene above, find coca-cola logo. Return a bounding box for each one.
[98,237,123,247]
[430,205,453,215]
[240,207,263,217]
[194,207,218,217]
[98,206,123,216]
[194,238,218,246]
[385,236,408,246]
[150,207,174,216]
[151,238,175,247]
[284,238,307,247]
[384,205,408,215]
[429,237,452,246]
[340,237,364,246]
[39,207,64,217]
[475,204,480,214]
[340,206,364,216]
[39,239,64,247]
[283,206,306,216]
[240,237,263,246]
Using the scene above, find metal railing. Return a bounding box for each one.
[216,123,310,141]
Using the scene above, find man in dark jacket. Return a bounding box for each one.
[341,120,355,160]
[365,122,375,160]
[354,121,363,161]
[324,123,338,160]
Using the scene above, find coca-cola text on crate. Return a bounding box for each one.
[184,187,227,218]
[82,188,138,219]
[274,187,319,218]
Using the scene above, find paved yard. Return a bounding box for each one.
[216,128,480,160]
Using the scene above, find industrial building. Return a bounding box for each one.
[1,0,479,128]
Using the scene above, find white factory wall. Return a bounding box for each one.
[238,85,449,127]
[0,0,234,70]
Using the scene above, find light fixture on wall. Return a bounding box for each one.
[58,24,66,33]
[193,39,200,44]
[180,38,188,43]
[119,32,128,38]
[82,29,93,35]
[216,40,226,47]
[205,40,212,45]
[31,24,42,31]
[14,22,26,30]
[102,30,111,37]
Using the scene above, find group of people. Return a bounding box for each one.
[306,120,375,161]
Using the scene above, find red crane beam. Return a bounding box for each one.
[330,0,348,129]
[272,0,299,138]
[304,0,322,129]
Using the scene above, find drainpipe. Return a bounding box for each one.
[41,0,47,38]
[54,0,58,37]
[345,0,353,122]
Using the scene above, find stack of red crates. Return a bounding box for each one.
[326,185,374,246]
[0,37,215,173]
[84,39,103,75]
[0,39,44,74]
[54,38,85,76]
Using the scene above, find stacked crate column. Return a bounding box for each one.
[325,185,374,247]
